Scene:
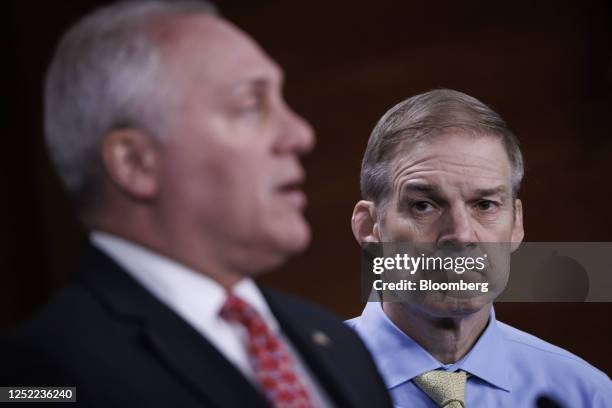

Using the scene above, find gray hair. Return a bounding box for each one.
[360,89,524,210]
[44,0,217,208]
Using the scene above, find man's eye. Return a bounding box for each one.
[475,200,499,212]
[412,201,435,213]
[235,95,265,116]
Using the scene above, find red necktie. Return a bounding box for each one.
[219,292,315,408]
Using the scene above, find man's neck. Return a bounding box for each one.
[382,301,491,364]
[89,220,244,289]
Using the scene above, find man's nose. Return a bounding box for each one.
[274,104,315,155]
[437,205,476,246]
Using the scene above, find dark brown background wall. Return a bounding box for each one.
[5,0,611,374]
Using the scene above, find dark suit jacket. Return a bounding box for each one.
[1,244,392,408]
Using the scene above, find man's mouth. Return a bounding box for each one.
[277,179,307,209]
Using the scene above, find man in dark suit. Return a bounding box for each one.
[1,1,392,407]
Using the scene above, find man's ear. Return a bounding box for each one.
[351,200,382,244]
[101,129,160,200]
[510,198,524,252]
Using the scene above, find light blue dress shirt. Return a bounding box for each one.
[346,302,611,407]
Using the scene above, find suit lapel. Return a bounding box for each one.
[75,244,269,408]
[140,313,268,408]
[262,288,364,408]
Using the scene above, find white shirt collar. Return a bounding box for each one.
[90,230,279,333]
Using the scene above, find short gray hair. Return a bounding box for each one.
[44,0,217,208]
[360,89,524,208]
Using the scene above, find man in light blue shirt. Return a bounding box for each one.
[347,89,611,407]
[347,303,610,407]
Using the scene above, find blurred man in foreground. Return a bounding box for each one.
[346,89,611,407]
[1,2,392,407]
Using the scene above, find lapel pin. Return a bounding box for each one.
[312,330,331,347]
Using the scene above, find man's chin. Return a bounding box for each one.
[244,219,311,275]
[276,217,311,255]
[418,295,491,318]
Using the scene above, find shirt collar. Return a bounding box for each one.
[90,230,279,333]
[459,307,511,392]
[353,301,511,392]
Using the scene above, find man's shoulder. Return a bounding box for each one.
[3,279,128,359]
[7,282,108,342]
[262,287,357,336]
[261,288,380,368]
[497,320,610,385]
[344,315,360,328]
[1,282,122,387]
[497,320,598,367]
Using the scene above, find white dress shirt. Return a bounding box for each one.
[91,231,332,407]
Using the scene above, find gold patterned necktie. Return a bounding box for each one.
[413,370,468,408]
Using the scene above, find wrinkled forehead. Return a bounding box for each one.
[387,131,513,195]
[151,14,282,88]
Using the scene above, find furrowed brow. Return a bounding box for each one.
[472,186,509,199]
[401,183,442,197]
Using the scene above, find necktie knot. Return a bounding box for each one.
[414,369,468,408]
[220,292,262,329]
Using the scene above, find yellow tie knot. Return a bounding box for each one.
[413,370,468,408]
